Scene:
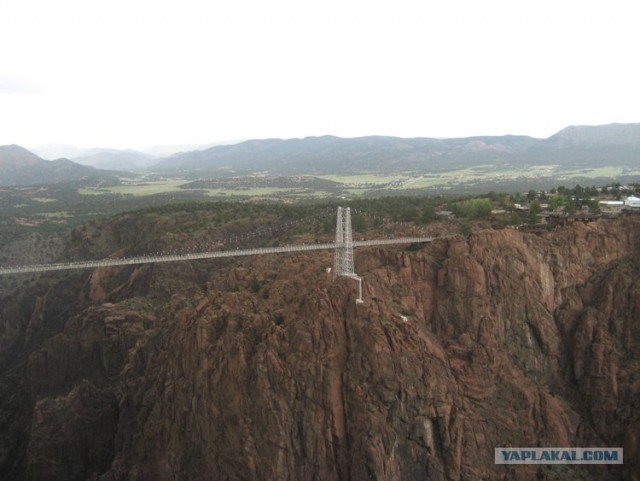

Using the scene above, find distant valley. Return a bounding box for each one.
[1,123,640,194]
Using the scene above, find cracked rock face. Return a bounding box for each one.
[1,217,639,481]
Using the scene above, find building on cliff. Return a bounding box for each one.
[625,195,640,208]
[599,200,625,214]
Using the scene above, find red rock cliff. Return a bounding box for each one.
[1,217,639,481]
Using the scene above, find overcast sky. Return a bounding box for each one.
[1,0,639,151]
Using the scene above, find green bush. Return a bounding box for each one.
[452,198,492,219]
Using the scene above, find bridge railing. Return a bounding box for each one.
[0,237,432,276]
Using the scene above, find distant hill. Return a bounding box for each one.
[13,122,640,179]
[549,123,640,146]
[32,145,156,170]
[0,145,118,186]
[71,148,156,170]
[154,135,542,174]
[143,140,244,158]
[153,123,640,175]
[33,142,245,165]
[0,144,43,170]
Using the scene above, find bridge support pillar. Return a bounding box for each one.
[334,207,364,304]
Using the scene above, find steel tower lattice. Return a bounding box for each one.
[334,207,363,303]
[334,206,355,276]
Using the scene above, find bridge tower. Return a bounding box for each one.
[334,206,354,276]
[334,207,363,303]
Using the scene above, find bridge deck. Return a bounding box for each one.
[0,237,432,275]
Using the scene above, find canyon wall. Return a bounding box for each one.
[1,217,639,480]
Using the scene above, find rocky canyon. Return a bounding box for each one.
[1,214,639,480]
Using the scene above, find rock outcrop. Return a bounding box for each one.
[1,217,639,480]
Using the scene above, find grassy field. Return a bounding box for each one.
[78,180,336,199]
[37,211,72,218]
[78,179,188,196]
[31,197,58,203]
[318,165,564,191]
[197,187,329,197]
[316,173,409,185]
[556,167,640,179]
[73,165,640,201]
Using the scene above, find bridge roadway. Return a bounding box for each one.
[0,237,433,276]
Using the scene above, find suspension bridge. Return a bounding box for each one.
[0,208,432,301]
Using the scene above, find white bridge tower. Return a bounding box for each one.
[334,207,364,303]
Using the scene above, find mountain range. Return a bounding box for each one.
[2,123,640,185]
[31,140,245,170]
[156,123,640,175]
[0,145,118,186]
